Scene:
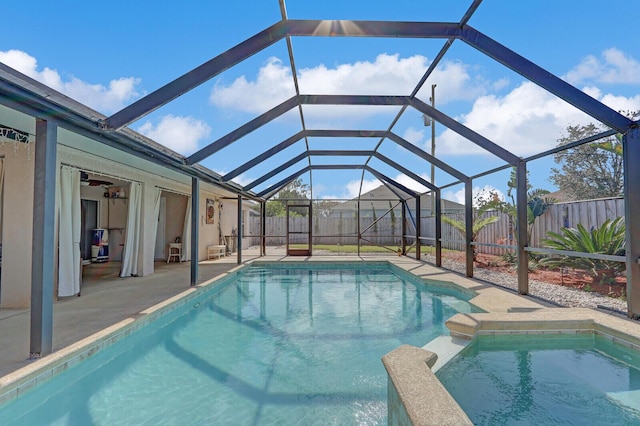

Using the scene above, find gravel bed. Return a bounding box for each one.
[422,255,628,316]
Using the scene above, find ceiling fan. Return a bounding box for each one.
[80,171,113,187]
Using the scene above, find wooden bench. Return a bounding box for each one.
[207,245,226,260]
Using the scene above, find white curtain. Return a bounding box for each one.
[181,197,191,262]
[58,166,81,296]
[120,182,142,277]
[150,186,162,260]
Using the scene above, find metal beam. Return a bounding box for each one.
[415,195,421,261]
[258,166,310,198]
[460,26,633,132]
[243,152,308,191]
[305,129,388,138]
[30,119,57,357]
[284,20,462,38]
[624,128,640,319]
[105,21,289,130]
[372,152,436,192]
[364,166,418,198]
[188,96,299,164]
[435,189,442,267]
[190,177,199,286]
[300,94,409,107]
[224,131,305,182]
[516,161,529,294]
[244,150,373,191]
[465,179,473,277]
[237,195,243,264]
[308,150,376,156]
[410,98,520,165]
[261,201,266,256]
[401,201,407,255]
[387,133,468,181]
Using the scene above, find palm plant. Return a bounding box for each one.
[540,217,626,285]
[442,213,499,262]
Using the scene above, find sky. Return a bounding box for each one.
[1,0,639,205]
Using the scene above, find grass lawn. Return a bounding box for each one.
[288,244,458,255]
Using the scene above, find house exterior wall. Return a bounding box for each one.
[0,144,34,308]
[0,135,243,308]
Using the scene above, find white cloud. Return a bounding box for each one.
[210,57,295,114]
[402,126,425,145]
[443,185,505,207]
[229,174,253,187]
[137,115,211,155]
[345,178,380,198]
[0,49,141,114]
[395,173,430,193]
[435,80,640,157]
[565,48,640,85]
[210,54,493,117]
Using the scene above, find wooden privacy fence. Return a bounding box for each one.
[248,197,625,254]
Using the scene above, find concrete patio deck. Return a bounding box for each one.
[0,247,270,377]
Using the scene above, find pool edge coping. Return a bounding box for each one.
[0,264,248,406]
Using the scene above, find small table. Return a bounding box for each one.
[167,243,182,263]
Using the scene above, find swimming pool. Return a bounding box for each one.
[0,262,478,425]
[436,333,640,425]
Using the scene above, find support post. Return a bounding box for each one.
[237,195,242,264]
[465,179,473,277]
[401,201,406,255]
[516,161,529,294]
[357,199,361,256]
[30,119,57,357]
[190,177,199,286]
[435,189,442,267]
[624,128,640,318]
[261,201,266,256]
[415,195,421,260]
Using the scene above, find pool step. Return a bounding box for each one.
[606,389,640,412]
[422,335,470,373]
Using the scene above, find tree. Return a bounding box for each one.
[549,123,624,201]
[262,178,310,217]
[442,210,499,262]
[371,202,378,233]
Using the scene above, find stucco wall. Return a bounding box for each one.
[0,135,247,308]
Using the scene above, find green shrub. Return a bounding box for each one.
[540,217,626,284]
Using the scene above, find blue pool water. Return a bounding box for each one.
[0,263,477,425]
[436,334,640,425]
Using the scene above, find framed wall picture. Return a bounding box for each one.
[206,198,215,224]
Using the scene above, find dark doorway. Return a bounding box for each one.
[80,199,98,262]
